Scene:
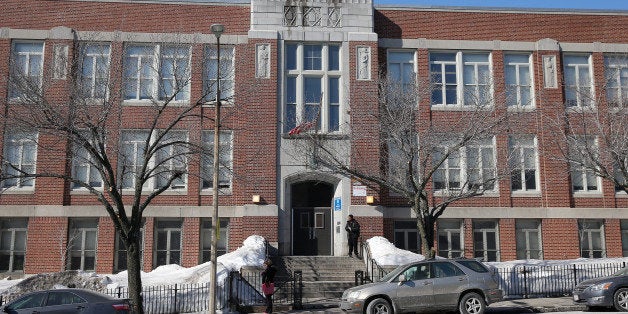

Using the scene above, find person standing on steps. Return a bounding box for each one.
[261,258,277,314]
[345,214,361,258]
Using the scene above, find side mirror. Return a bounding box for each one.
[397,274,406,285]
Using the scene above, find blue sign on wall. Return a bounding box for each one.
[334,197,342,211]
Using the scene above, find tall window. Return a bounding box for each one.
[437,219,463,258]
[123,44,191,102]
[78,43,110,99]
[579,220,605,258]
[71,134,103,190]
[284,43,342,133]
[2,131,38,189]
[114,223,144,272]
[201,131,233,190]
[616,162,627,192]
[433,137,496,192]
[67,219,98,271]
[473,220,499,262]
[9,41,44,100]
[509,135,539,192]
[516,219,542,260]
[0,218,27,272]
[203,45,235,103]
[504,54,533,107]
[200,218,229,263]
[563,54,594,108]
[119,130,188,190]
[430,51,491,107]
[393,220,421,253]
[570,136,600,193]
[605,55,628,108]
[154,219,182,267]
[387,51,415,92]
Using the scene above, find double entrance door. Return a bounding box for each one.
[292,207,332,255]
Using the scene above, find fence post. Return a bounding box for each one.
[174,283,178,313]
[523,266,528,299]
[573,264,578,287]
[293,270,303,310]
[355,270,364,286]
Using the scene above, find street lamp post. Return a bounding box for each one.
[208,23,224,314]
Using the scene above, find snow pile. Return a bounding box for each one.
[366,236,426,266]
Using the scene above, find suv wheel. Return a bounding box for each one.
[459,292,485,314]
[366,298,393,314]
[614,288,628,311]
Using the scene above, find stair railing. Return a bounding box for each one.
[359,238,389,283]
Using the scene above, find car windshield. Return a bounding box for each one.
[613,267,628,276]
[378,264,409,282]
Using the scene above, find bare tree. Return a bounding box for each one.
[0,34,233,313]
[285,70,510,258]
[546,54,628,195]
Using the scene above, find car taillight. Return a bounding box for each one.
[112,303,130,311]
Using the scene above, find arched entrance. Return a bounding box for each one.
[292,181,334,255]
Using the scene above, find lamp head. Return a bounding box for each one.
[211,24,224,38]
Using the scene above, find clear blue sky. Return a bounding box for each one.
[373,0,628,10]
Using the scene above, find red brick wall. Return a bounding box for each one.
[182,217,201,268]
[499,219,517,261]
[25,217,68,273]
[605,219,622,257]
[542,219,580,260]
[229,216,278,251]
[96,217,116,274]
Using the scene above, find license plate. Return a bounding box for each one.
[573,294,579,301]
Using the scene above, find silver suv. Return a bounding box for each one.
[340,259,503,314]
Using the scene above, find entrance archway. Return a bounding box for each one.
[292,181,334,255]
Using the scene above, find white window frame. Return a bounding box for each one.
[579,220,606,258]
[200,218,229,263]
[430,51,493,108]
[203,45,235,104]
[433,137,497,193]
[604,55,628,109]
[78,43,111,100]
[119,130,189,191]
[437,219,464,259]
[2,130,38,190]
[570,136,601,194]
[515,219,543,260]
[71,133,103,191]
[284,43,343,133]
[9,41,45,100]
[509,135,540,194]
[123,44,191,104]
[504,53,535,108]
[387,50,416,92]
[0,218,28,273]
[154,219,182,267]
[563,54,595,108]
[473,220,500,262]
[201,130,233,192]
[67,219,98,271]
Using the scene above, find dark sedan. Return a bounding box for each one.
[573,267,628,311]
[1,288,131,314]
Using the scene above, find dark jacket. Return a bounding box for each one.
[345,219,360,239]
[262,264,277,284]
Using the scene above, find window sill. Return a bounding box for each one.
[200,188,233,196]
[432,190,500,197]
[119,189,189,196]
[616,191,628,198]
[430,104,494,111]
[565,106,596,113]
[281,132,348,140]
[573,191,603,198]
[203,100,235,107]
[70,188,104,195]
[1,187,35,194]
[507,106,536,112]
[511,191,542,197]
[122,100,191,107]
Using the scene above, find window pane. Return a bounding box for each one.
[328,45,340,71]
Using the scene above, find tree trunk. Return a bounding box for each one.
[126,238,145,314]
[415,200,436,259]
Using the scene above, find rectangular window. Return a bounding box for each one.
[203,45,235,103]
[504,54,534,107]
[0,218,27,272]
[154,219,182,267]
[394,220,421,254]
[119,130,189,190]
[605,55,628,109]
[201,131,233,190]
[430,51,491,107]
[579,220,605,258]
[114,224,144,273]
[67,218,98,271]
[284,43,342,133]
[387,50,416,93]
[516,219,542,260]
[78,43,111,99]
[437,219,463,258]
[616,162,627,192]
[563,54,594,108]
[123,44,191,102]
[200,218,229,263]
[2,130,38,189]
[509,135,539,192]
[473,220,499,262]
[433,137,496,192]
[71,133,103,190]
[9,41,44,100]
[570,136,600,193]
